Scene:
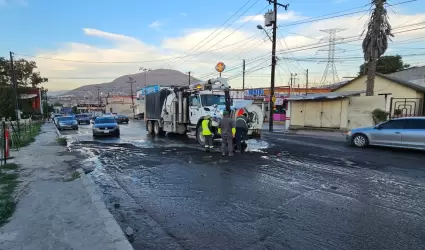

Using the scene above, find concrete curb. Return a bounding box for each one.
[76,168,134,250]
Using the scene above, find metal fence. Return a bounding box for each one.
[1,119,43,165]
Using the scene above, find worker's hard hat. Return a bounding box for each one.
[205,115,211,119]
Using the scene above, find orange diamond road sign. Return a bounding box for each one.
[215,62,226,73]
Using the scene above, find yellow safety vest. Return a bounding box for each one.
[201,119,212,136]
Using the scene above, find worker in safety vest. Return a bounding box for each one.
[235,113,248,153]
[202,115,213,152]
[218,111,236,156]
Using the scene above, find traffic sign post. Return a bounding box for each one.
[215,62,226,77]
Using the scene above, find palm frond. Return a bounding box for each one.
[362,0,393,62]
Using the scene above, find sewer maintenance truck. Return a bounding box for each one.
[144,77,264,145]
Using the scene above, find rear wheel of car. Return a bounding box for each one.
[352,134,368,148]
[147,121,154,135]
[115,131,120,138]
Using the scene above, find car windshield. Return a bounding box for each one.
[201,95,226,106]
[96,118,116,124]
[58,116,75,121]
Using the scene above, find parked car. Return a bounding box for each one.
[347,117,425,150]
[56,116,78,130]
[92,116,120,138]
[116,115,129,124]
[52,114,64,124]
[75,114,91,125]
[134,113,144,120]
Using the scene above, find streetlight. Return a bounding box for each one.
[257,25,273,42]
[257,24,277,132]
[139,67,152,88]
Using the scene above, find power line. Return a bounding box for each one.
[158,0,259,67]
[177,3,269,65]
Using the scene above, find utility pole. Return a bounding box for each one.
[139,67,152,88]
[9,52,20,132]
[305,69,309,95]
[127,77,136,117]
[242,59,246,90]
[97,87,100,106]
[264,1,289,132]
[188,72,191,86]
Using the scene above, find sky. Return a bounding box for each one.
[1,0,425,91]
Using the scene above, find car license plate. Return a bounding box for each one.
[104,130,109,133]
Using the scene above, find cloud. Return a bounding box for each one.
[180,12,187,17]
[239,10,305,23]
[29,10,425,91]
[148,21,162,29]
[0,0,27,6]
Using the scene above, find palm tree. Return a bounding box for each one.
[362,0,393,96]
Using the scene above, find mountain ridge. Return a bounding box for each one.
[61,69,200,98]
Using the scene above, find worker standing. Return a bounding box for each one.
[218,111,236,156]
[202,115,213,152]
[235,113,248,153]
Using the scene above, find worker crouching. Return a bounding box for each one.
[202,115,214,152]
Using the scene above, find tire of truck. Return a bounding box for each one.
[147,121,154,135]
[196,124,205,145]
[154,121,165,136]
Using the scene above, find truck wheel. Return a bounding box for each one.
[154,121,165,136]
[147,121,154,135]
[196,125,205,145]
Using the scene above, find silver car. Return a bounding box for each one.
[346,117,425,150]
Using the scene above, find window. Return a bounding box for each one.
[200,95,226,106]
[379,119,406,129]
[405,119,425,129]
[96,118,116,124]
[58,116,75,121]
[189,95,201,107]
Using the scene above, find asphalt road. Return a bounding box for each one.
[62,121,425,250]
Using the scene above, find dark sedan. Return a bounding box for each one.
[56,116,78,130]
[75,114,91,125]
[92,116,120,138]
[115,115,129,124]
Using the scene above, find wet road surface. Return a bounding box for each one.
[62,121,425,250]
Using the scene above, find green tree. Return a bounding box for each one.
[359,55,410,75]
[362,0,393,96]
[0,57,48,87]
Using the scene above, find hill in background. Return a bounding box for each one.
[62,69,200,98]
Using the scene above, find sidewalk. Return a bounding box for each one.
[261,124,346,142]
[0,123,132,250]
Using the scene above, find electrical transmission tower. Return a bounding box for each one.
[318,28,345,85]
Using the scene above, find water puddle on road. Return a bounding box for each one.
[245,139,269,153]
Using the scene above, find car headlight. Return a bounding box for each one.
[59,122,65,126]
[73,121,78,124]
[346,131,352,136]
